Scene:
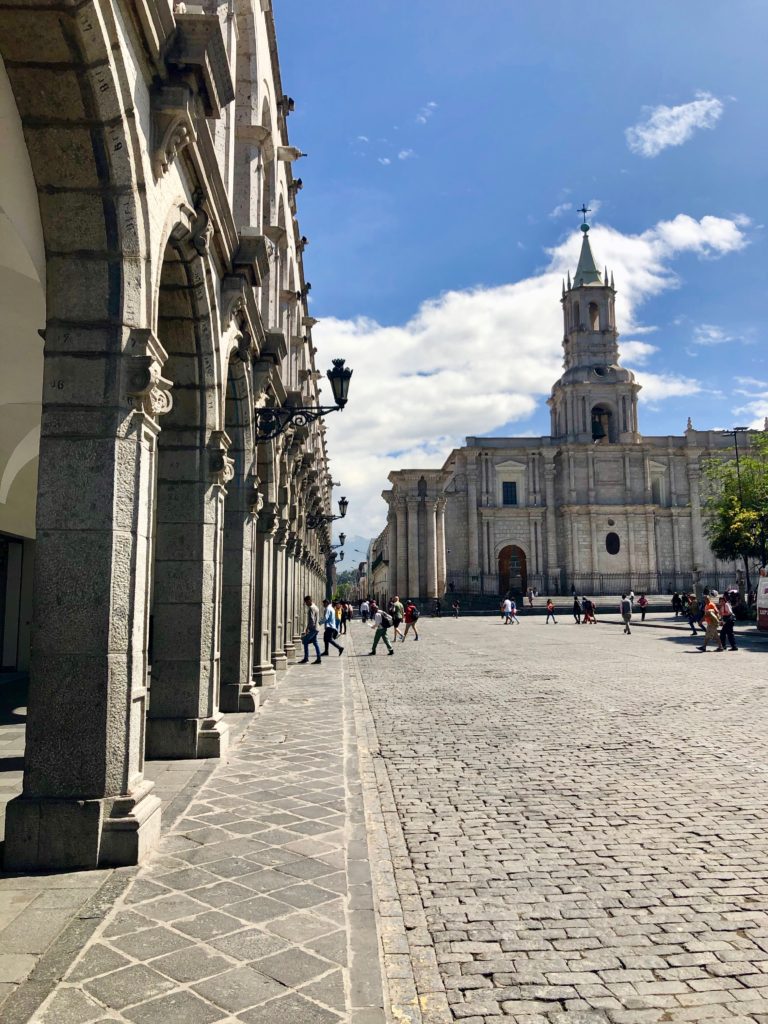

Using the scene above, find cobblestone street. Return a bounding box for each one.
[353,614,768,1024]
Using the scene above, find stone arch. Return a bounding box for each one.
[498,544,527,595]
[145,234,229,760]
[591,402,617,443]
[1,9,162,871]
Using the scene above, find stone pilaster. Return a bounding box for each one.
[253,500,278,688]
[407,496,421,599]
[271,519,289,672]
[436,497,447,595]
[425,499,438,599]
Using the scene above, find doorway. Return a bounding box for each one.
[498,544,527,596]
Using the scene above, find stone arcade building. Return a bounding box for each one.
[0,1,339,870]
[381,221,760,603]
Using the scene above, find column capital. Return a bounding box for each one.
[257,501,279,535]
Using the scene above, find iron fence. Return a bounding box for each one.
[443,569,746,598]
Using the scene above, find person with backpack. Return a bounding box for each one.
[369,605,394,655]
[403,600,420,641]
[620,593,632,634]
[545,598,557,624]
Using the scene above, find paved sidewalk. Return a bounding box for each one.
[2,653,386,1023]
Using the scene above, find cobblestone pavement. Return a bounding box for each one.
[20,655,384,1024]
[352,614,768,1024]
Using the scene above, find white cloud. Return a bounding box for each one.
[733,378,768,428]
[693,323,737,346]
[356,135,369,143]
[314,213,749,537]
[377,157,391,166]
[548,202,572,219]
[416,101,438,125]
[398,149,415,161]
[625,91,724,157]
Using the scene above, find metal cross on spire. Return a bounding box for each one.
[578,204,591,228]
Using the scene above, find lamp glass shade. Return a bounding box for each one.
[339,532,346,546]
[327,359,352,408]
[338,496,349,518]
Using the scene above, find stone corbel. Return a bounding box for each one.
[258,501,279,535]
[233,229,270,285]
[125,329,174,421]
[151,82,198,178]
[247,478,263,515]
[209,430,234,487]
[167,12,235,119]
[190,190,214,256]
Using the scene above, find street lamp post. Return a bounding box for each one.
[254,359,353,442]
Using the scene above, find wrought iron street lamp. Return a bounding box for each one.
[306,496,348,530]
[254,359,353,442]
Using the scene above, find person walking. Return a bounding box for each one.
[637,593,649,621]
[719,592,738,651]
[671,591,682,618]
[403,600,420,641]
[339,601,348,635]
[545,598,557,624]
[572,595,581,624]
[582,597,595,624]
[391,595,405,641]
[527,588,534,609]
[434,599,442,618]
[509,598,520,625]
[321,599,344,657]
[620,593,633,634]
[370,605,394,655]
[451,599,460,618]
[299,595,322,664]
[360,599,370,624]
[698,591,723,652]
[501,596,513,624]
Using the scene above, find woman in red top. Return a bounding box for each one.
[403,601,420,642]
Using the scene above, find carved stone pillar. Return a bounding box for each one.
[271,519,289,672]
[543,454,559,588]
[388,507,398,597]
[687,458,705,569]
[396,498,408,597]
[284,534,298,662]
[219,477,259,713]
[146,429,231,760]
[467,459,480,576]
[436,497,447,595]
[407,496,420,599]
[252,501,277,688]
[4,331,170,870]
[425,500,438,599]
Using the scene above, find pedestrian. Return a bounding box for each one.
[299,595,322,664]
[527,587,534,608]
[629,589,636,608]
[360,598,370,624]
[321,599,344,657]
[334,600,343,636]
[451,599,460,618]
[509,597,520,624]
[339,601,348,635]
[685,593,699,634]
[572,595,581,624]
[434,599,442,618]
[501,596,513,624]
[637,593,649,621]
[671,591,682,618]
[369,605,394,655]
[403,600,420,641]
[545,598,557,624]
[582,597,595,624]
[718,592,738,651]
[391,594,405,641]
[620,593,632,634]
[698,591,723,652]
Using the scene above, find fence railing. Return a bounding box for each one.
[443,569,745,598]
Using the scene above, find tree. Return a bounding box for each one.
[704,433,768,592]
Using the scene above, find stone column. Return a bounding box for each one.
[436,497,447,595]
[687,458,705,569]
[145,428,230,761]
[4,331,168,870]
[388,507,398,596]
[284,534,297,662]
[252,501,277,688]
[219,480,258,713]
[407,496,421,599]
[467,459,480,575]
[271,520,289,672]
[396,498,408,596]
[543,455,559,588]
[425,500,438,598]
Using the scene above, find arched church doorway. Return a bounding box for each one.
[498,545,527,596]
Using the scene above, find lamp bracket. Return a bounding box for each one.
[254,404,341,442]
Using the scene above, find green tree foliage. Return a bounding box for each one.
[704,434,768,571]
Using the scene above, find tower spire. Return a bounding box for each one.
[573,208,602,287]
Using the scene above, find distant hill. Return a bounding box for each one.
[336,534,371,571]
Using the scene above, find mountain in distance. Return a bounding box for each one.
[335,534,371,571]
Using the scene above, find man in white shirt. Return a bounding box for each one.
[501,597,512,624]
[360,599,370,624]
[299,595,322,664]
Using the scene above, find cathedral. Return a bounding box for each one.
[379,218,760,602]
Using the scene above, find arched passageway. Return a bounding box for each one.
[498,545,527,596]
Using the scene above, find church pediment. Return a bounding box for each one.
[495,459,527,471]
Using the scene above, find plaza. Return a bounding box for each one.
[2,613,768,1022]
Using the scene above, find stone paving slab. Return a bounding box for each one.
[13,653,386,1023]
[353,615,768,1023]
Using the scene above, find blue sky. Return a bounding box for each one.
[275,0,767,539]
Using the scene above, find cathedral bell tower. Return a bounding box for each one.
[548,208,640,444]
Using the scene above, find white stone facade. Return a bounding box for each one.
[382,227,763,602]
[0,1,340,871]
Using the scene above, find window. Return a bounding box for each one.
[502,482,518,506]
[606,532,621,555]
[589,302,600,331]
[651,475,667,506]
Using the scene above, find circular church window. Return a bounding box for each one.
[606,532,621,555]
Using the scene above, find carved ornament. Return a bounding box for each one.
[126,329,173,421]
[209,430,235,487]
[151,83,197,178]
